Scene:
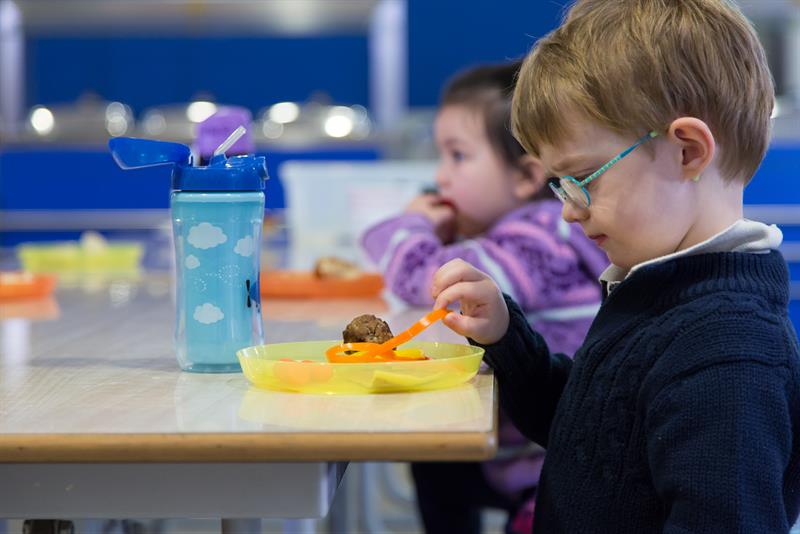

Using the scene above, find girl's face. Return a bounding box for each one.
[434,104,531,237]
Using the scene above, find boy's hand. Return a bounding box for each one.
[431,259,509,345]
[406,194,457,243]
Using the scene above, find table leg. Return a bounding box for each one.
[359,463,388,533]
[326,472,350,534]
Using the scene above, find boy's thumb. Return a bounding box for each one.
[441,311,465,336]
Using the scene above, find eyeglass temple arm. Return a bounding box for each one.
[578,130,659,186]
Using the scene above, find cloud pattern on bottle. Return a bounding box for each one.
[184,223,257,328]
[188,223,227,250]
[234,236,254,257]
[194,303,224,324]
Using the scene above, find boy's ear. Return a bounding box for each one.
[667,117,716,181]
[514,154,547,200]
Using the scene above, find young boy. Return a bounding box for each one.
[431,0,800,532]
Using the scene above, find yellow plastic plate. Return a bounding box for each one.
[237,340,484,394]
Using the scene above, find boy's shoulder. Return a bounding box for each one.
[662,286,795,357]
[642,289,800,397]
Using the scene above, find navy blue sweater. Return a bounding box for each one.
[475,251,800,533]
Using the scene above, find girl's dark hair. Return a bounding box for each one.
[440,60,527,170]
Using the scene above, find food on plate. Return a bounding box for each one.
[325,309,449,363]
[273,358,334,386]
[342,314,393,344]
[313,256,361,279]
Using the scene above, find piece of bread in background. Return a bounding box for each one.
[313,256,361,279]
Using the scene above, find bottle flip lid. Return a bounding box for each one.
[109,126,268,192]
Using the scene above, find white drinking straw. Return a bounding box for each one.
[213,125,247,157]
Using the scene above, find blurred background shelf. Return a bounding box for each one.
[15,0,379,37]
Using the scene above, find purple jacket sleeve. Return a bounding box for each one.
[360,212,532,307]
[360,213,442,306]
[360,202,605,312]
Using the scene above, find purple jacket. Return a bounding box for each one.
[361,200,608,497]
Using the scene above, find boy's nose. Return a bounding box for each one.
[562,200,589,223]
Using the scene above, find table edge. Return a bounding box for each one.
[0,428,498,462]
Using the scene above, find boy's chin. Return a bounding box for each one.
[605,248,635,271]
[608,251,652,271]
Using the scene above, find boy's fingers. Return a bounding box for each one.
[433,282,465,311]
[432,259,465,291]
[431,259,486,298]
[442,311,484,339]
[433,281,486,314]
[441,311,466,335]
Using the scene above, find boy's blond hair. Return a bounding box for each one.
[512,0,774,183]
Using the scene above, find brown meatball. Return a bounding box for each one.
[342,314,393,344]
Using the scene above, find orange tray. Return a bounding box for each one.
[261,271,384,299]
[0,272,57,300]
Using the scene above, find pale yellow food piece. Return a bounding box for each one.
[368,371,444,391]
[313,256,361,279]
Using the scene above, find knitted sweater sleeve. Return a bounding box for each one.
[471,295,573,447]
[645,360,796,533]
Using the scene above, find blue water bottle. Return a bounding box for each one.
[110,127,267,372]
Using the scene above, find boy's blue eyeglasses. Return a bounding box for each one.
[549,130,659,208]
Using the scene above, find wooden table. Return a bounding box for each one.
[0,272,497,521]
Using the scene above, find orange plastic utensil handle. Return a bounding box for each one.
[358,308,449,358]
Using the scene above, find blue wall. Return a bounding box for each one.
[0,144,379,217]
[26,36,370,114]
[23,2,565,113]
[408,1,564,106]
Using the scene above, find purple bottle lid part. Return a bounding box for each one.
[195,106,255,159]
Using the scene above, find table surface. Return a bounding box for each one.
[0,272,497,463]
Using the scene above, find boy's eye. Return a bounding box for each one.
[452,150,465,162]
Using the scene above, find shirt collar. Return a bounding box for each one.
[600,219,783,293]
